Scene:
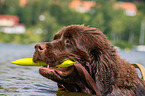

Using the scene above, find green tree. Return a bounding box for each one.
[40,13,60,42]
[110,10,126,41]
[0,0,19,14]
[49,3,87,26]
[89,12,105,32]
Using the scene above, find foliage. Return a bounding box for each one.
[111,41,134,49]
[0,30,41,44]
[39,13,60,42]
[0,0,145,49]
[48,3,87,26]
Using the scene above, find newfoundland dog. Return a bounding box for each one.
[33,25,145,95]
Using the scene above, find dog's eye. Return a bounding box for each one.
[65,40,71,45]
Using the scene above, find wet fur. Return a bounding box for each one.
[65,25,145,95]
[34,25,145,95]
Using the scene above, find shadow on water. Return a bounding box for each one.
[0,43,145,96]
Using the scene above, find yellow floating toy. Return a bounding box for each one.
[11,58,47,67]
[56,60,76,67]
[11,58,75,67]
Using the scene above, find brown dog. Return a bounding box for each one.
[33,25,145,95]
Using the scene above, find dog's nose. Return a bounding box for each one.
[35,43,45,50]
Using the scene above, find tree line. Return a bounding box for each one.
[0,0,145,48]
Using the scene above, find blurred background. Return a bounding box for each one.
[0,0,145,49]
[0,0,145,96]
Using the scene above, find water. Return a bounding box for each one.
[0,43,57,96]
[119,50,145,66]
[0,43,145,96]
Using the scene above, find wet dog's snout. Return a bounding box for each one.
[35,43,46,50]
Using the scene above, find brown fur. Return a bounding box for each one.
[33,25,145,95]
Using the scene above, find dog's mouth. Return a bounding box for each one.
[39,65,75,80]
[32,51,90,92]
[33,57,76,77]
[33,53,95,93]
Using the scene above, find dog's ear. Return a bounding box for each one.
[78,27,110,58]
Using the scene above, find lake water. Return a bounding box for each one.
[0,43,145,96]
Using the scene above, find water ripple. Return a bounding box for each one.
[0,43,145,96]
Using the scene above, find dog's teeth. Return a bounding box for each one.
[47,65,49,68]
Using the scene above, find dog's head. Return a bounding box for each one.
[33,25,118,94]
